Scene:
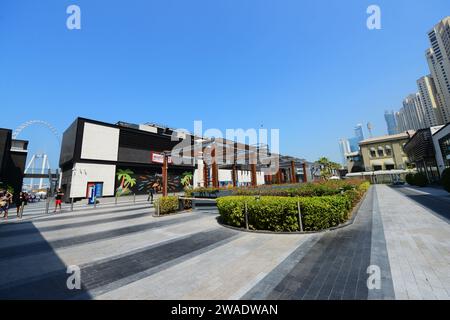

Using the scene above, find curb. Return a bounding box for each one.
[152,208,193,218]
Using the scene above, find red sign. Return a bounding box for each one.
[151,152,172,164]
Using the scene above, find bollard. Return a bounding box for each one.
[115,195,118,205]
[297,201,303,232]
[134,193,136,204]
[70,198,74,212]
[245,202,249,230]
[20,201,25,218]
[45,198,50,215]
[94,198,97,209]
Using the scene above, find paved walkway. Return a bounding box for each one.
[0,185,449,300]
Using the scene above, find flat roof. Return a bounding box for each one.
[359,130,415,145]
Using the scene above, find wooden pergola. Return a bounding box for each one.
[160,137,310,195]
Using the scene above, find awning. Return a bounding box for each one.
[384,159,395,165]
[370,147,376,151]
[378,146,384,151]
[385,145,392,149]
[371,160,383,166]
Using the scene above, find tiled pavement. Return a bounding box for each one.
[0,185,449,300]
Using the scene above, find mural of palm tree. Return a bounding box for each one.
[124,176,137,189]
[116,169,135,196]
[181,171,193,189]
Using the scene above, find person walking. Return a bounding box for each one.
[1,190,13,220]
[15,192,27,219]
[53,189,64,213]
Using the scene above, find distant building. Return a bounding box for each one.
[402,94,426,130]
[425,17,450,124]
[338,138,351,165]
[384,110,398,135]
[345,151,364,173]
[338,124,365,167]
[354,124,364,141]
[359,131,414,172]
[417,75,445,126]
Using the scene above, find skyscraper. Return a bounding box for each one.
[402,94,425,130]
[338,138,351,166]
[354,124,364,141]
[338,124,365,166]
[417,75,444,126]
[384,110,398,135]
[395,109,407,133]
[425,17,450,124]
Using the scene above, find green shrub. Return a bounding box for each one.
[155,196,179,215]
[358,181,371,193]
[217,195,352,232]
[413,172,428,187]
[441,168,450,193]
[406,172,428,187]
[405,173,415,185]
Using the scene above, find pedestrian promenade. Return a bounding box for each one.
[0,185,448,299]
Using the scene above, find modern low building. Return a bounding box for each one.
[59,118,196,201]
[359,131,414,172]
[0,128,29,195]
[432,122,450,175]
[403,126,443,183]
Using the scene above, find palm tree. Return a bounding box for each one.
[317,157,341,180]
[181,171,193,189]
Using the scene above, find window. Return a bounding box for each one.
[373,165,382,171]
[386,148,392,156]
[377,149,384,157]
[385,164,395,170]
[370,150,376,157]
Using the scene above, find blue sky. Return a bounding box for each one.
[0,0,449,168]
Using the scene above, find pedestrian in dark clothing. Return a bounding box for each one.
[15,192,27,219]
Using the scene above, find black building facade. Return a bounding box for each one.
[59,118,195,201]
[404,127,442,183]
[0,128,29,196]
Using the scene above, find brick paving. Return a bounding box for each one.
[0,185,449,300]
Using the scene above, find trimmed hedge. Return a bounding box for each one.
[441,168,450,193]
[217,181,370,232]
[217,195,351,232]
[155,196,179,215]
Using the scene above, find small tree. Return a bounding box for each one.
[316,157,341,180]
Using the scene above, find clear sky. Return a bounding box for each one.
[0,0,449,169]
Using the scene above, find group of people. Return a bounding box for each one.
[0,190,28,220]
[0,188,65,221]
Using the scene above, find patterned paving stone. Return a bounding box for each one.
[0,228,238,299]
[0,213,204,260]
[259,187,382,300]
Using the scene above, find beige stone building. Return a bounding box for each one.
[359,131,414,171]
